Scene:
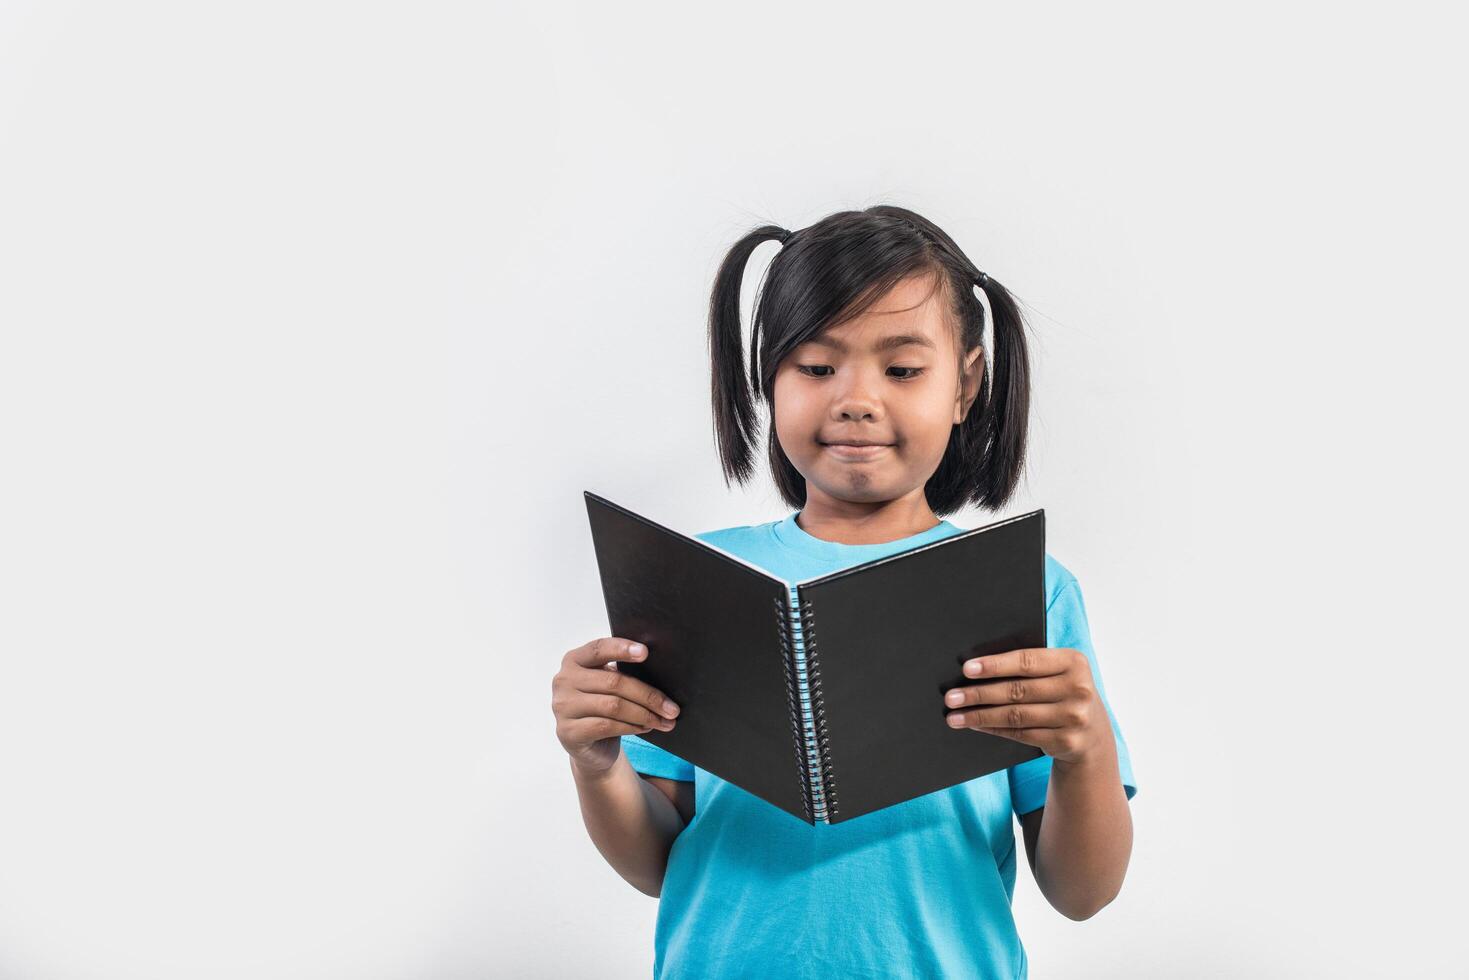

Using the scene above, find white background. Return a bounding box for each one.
[2,2,1465,977]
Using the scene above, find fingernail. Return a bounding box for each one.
[662,700,680,719]
[964,660,981,676]
[945,691,963,706]
[629,643,645,658]
[948,713,965,727]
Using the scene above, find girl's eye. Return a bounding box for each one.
[795,365,925,380]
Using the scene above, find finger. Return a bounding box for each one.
[579,664,681,720]
[564,716,665,743]
[943,674,1069,710]
[572,636,650,670]
[946,701,1071,731]
[962,647,1067,680]
[564,688,676,732]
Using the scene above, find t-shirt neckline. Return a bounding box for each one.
[771,510,959,563]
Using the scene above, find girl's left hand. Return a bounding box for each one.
[942,647,1112,766]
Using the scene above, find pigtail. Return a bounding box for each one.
[708,225,789,486]
[971,274,1031,508]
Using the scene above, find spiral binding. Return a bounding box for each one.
[772,593,814,822]
[773,589,839,823]
[799,595,840,821]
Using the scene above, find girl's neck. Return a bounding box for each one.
[794,490,942,546]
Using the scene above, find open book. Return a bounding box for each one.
[584,491,1047,826]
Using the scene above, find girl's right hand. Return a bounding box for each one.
[552,637,681,777]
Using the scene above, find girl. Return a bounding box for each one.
[551,205,1137,979]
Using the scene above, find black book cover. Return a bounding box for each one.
[584,490,1046,826]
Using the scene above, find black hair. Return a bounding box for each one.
[707,204,1032,516]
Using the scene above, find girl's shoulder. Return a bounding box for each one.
[694,520,775,548]
[692,520,790,575]
[1043,552,1083,610]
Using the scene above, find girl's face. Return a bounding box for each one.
[772,273,984,513]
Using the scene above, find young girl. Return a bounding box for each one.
[551,204,1138,979]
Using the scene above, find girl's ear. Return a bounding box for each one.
[954,345,985,425]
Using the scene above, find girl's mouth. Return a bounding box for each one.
[823,443,891,460]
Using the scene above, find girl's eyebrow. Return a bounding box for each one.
[805,333,935,353]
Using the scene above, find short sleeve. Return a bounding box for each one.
[1008,576,1138,816]
[620,734,696,781]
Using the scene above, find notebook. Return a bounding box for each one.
[584,490,1047,826]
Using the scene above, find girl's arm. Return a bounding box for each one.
[946,646,1133,919]
[643,774,696,826]
[1017,735,1133,920]
[570,747,688,897]
[554,636,689,897]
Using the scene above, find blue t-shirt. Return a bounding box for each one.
[621,512,1138,979]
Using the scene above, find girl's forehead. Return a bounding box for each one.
[799,322,941,354]
[809,278,952,348]
[799,314,946,352]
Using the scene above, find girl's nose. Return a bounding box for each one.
[830,376,882,422]
[835,402,879,422]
